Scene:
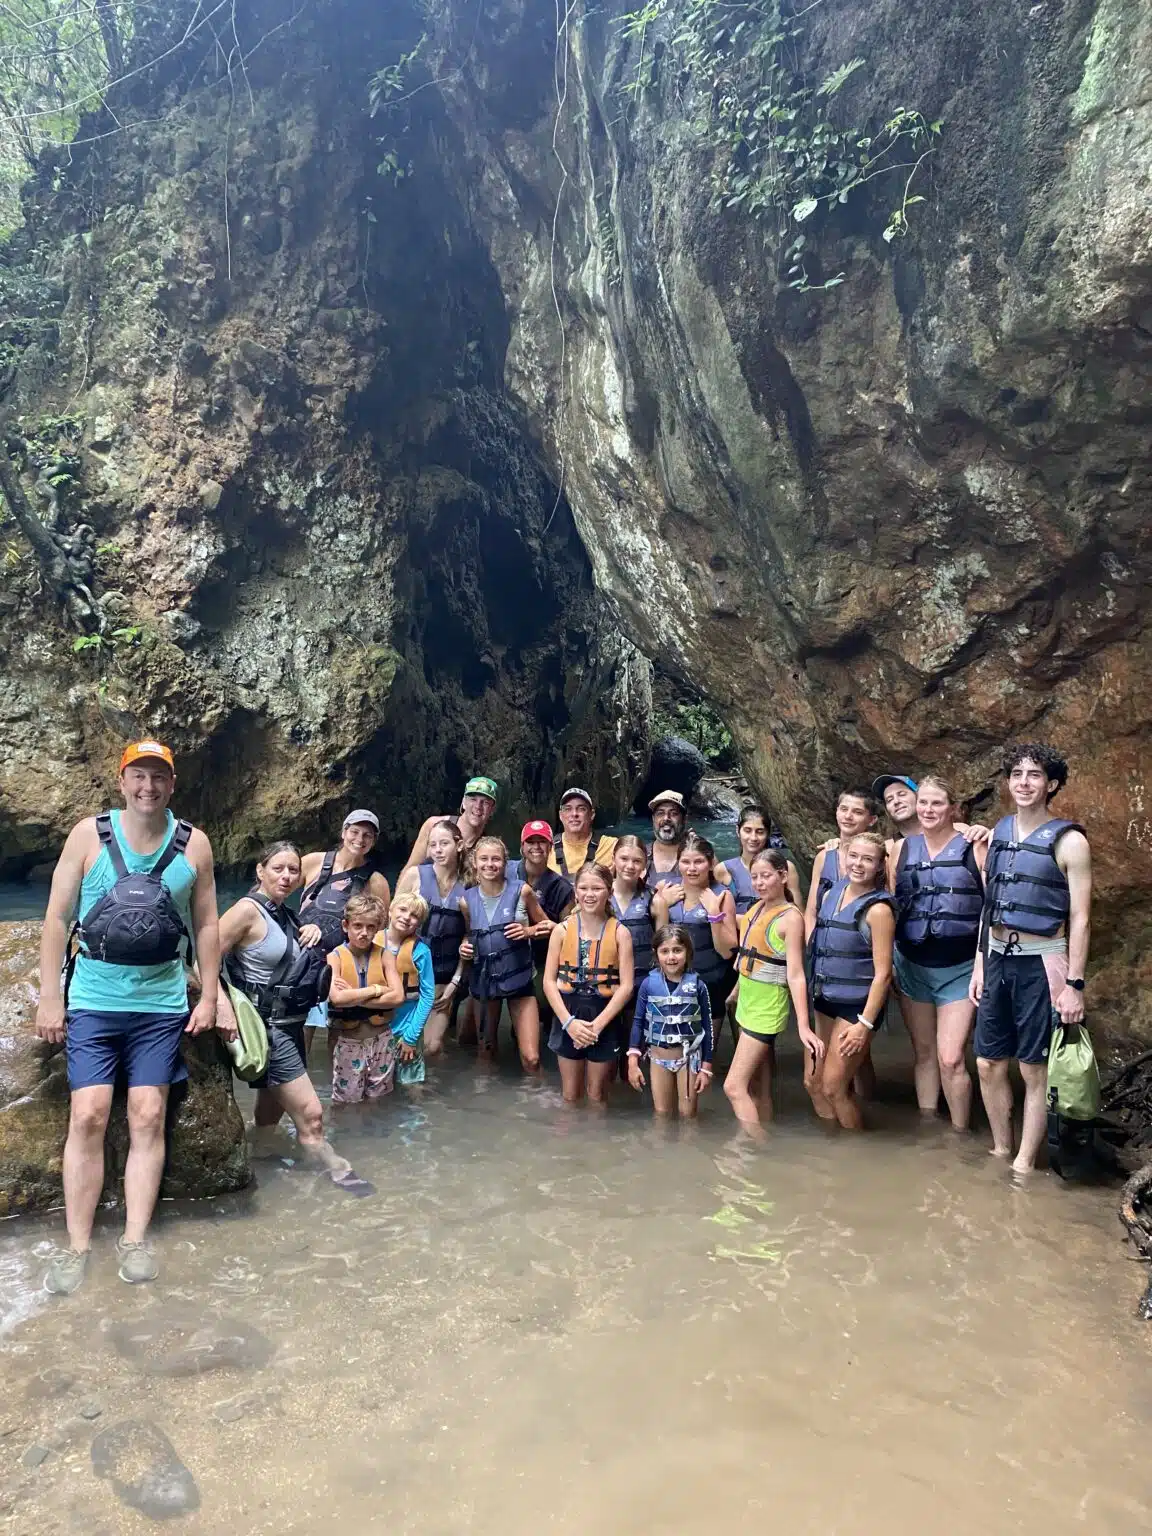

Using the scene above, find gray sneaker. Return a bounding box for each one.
[44,1248,89,1296]
[115,1239,158,1284]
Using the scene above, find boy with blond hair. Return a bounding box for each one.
[327,894,396,1104]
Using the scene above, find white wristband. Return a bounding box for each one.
[857,1014,875,1031]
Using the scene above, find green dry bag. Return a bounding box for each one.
[1047,1013,1100,1122]
[222,978,269,1082]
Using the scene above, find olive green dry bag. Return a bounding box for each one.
[222,978,269,1082]
[1047,1013,1100,1123]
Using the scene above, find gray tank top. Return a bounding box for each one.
[232,899,292,989]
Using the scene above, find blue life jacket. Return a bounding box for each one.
[645,860,683,893]
[465,880,534,999]
[417,863,467,983]
[985,816,1083,938]
[611,887,653,976]
[722,857,756,915]
[668,885,730,987]
[644,971,705,1050]
[894,833,983,951]
[809,877,895,1017]
[814,846,840,914]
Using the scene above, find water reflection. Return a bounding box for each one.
[0,1036,1148,1533]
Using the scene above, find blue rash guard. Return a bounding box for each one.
[389,940,435,1045]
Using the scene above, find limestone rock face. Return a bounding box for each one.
[0,5,650,870]
[0,922,248,1215]
[425,0,1152,1040]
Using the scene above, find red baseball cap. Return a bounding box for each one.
[521,819,553,842]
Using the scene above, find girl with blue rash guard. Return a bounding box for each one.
[459,837,548,1071]
[543,863,635,1104]
[890,776,986,1129]
[627,925,713,1117]
[381,893,436,1088]
[806,831,896,1130]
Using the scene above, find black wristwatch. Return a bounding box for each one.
[1067,978,1085,991]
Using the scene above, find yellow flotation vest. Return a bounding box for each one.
[735,901,791,981]
[556,916,621,997]
[332,939,389,1027]
[393,937,420,1000]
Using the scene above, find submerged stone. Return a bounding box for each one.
[91,1420,200,1519]
[108,1310,274,1376]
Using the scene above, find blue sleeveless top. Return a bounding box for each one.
[69,810,196,1015]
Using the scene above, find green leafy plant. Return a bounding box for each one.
[72,632,106,653]
[614,0,942,290]
[96,539,122,557]
[653,699,735,767]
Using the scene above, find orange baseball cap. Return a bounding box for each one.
[120,739,175,772]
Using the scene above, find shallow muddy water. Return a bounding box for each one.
[1,1036,1149,1535]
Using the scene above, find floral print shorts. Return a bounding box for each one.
[331,1030,396,1105]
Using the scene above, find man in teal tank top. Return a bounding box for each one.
[35,740,222,1294]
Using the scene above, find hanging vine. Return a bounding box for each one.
[616,0,941,290]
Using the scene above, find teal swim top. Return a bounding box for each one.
[68,810,196,1016]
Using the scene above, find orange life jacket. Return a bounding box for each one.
[393,937,420,1001]
[735,901,791,980]
[332,940,390,1028]
[556,915,621,997]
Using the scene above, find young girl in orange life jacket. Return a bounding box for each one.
[543,863,635,1104]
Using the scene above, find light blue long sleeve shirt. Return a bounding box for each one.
[390,940,435,1045]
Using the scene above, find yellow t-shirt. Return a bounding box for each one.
[547,834,618,877]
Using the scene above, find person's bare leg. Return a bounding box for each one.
[649,1060,678,1116]
[122,1086,169,1244]
[805,1014,837,1120]
[587,1060,615,1105]
[274,1073,349,1175]
[1014,1062,1049,1173]
[62,1086,114,1252]
[253,1087,284,1128]
[820,1021,867,1131]
[936,998,976,1130]
[678,1061,699,1120]
[424,986,451,1056]
[477,1001,500,1061]
[558,1057,586,1104]
[899,994,941,1115]
[724,1033,772,1128]
[509,996,541,1072]
[304,1026,317,1059]
[976,1057,1014,1157]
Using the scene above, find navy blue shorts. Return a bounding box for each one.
[974,951,1058,1065]
[549,992,621,1062]
[66,1010,189,1092]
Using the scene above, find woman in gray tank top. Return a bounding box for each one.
[216,841,375,1197]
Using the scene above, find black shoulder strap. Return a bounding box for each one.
[96,813,129,880]
[150,818,193,881]
[301,848,338,906]
[553,833,566,873]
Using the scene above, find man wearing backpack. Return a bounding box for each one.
[35,740,221,1294]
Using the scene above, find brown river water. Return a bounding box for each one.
[0,1033,1149,1535]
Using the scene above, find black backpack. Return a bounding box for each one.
[226,892,332,1024]
[77,815,193,966]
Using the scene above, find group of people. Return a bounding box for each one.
[33,740,1091,1295]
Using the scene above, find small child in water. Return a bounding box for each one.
[627,923,714,1117]
[382,893,435,1087]
[327,894,397,1104]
